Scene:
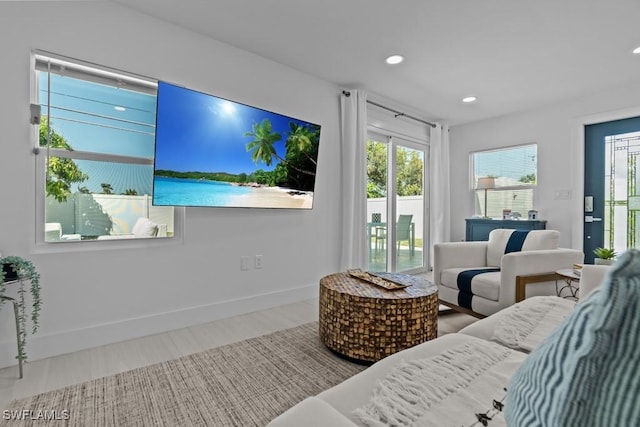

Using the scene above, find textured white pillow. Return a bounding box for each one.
[486,229,560,267]
[132,217,158,237]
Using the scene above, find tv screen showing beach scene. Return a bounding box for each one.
[152,81,321,209]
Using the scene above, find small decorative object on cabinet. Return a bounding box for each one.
[0,255,42,378]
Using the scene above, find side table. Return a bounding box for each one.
[556,269,580,300]
[1,278,25,378]
[319,272,438,363]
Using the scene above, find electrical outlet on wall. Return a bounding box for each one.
[255,255,263,269]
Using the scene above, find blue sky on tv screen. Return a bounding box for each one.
[154,81,316,175]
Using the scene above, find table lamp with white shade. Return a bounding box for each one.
[477,177,495,218]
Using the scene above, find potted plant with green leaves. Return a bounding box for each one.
[593,247,616,265]
[0,255,42,362]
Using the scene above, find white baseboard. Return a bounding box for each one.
[0,284,317,369]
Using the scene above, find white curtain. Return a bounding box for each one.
[429,123,450,268]
[339,90,368,270]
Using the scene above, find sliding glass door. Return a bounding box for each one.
[366,132,428,273]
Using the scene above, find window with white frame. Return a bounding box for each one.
[470,144,537,218]
[35,53,174,242]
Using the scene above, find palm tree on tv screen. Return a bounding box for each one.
[245,119,318,180]
[286,122,318,169]
[245,119,282,167]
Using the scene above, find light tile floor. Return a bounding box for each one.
[0,295,476,407]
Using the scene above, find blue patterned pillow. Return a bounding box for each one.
[505,249,640,426]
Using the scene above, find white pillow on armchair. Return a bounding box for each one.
[97,217,158,239]
[131,217,158,237]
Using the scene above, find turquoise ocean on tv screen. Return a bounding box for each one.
[153,177,251,207]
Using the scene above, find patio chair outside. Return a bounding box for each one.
[397,214,414,257]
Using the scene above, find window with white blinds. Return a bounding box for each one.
[470,144,537,218]
[35,52,175,243]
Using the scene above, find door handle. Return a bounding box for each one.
[585,216,603,223]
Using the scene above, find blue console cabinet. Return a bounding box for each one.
[465,218,547,241]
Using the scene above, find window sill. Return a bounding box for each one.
[31,234,183,255]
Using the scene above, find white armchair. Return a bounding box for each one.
[434,229,584,317]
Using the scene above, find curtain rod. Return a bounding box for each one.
[342,90,436,128]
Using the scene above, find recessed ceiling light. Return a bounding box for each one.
[633,46,640,55]
[114,106,126,111]
[385,55,404,65]
[462,96,477,103]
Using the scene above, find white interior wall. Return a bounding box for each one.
[0,2,341,368]
[449,81,640,247]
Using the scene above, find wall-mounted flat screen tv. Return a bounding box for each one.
[152,81,321,209]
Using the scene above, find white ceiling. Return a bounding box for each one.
[112,0,640,126]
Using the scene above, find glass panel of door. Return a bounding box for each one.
[396,143,424,272]
[366,134,426,272]
[366,137,388,270]
[604,131,640,255]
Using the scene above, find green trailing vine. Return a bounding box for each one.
[0,256,42,361]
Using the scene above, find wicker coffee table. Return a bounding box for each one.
[319,272,438,363]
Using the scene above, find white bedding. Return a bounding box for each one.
[352,339,524,427]
[491,296,575,352]
[460,296,575,353]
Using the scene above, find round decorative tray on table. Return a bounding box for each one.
[318,271,438,363]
